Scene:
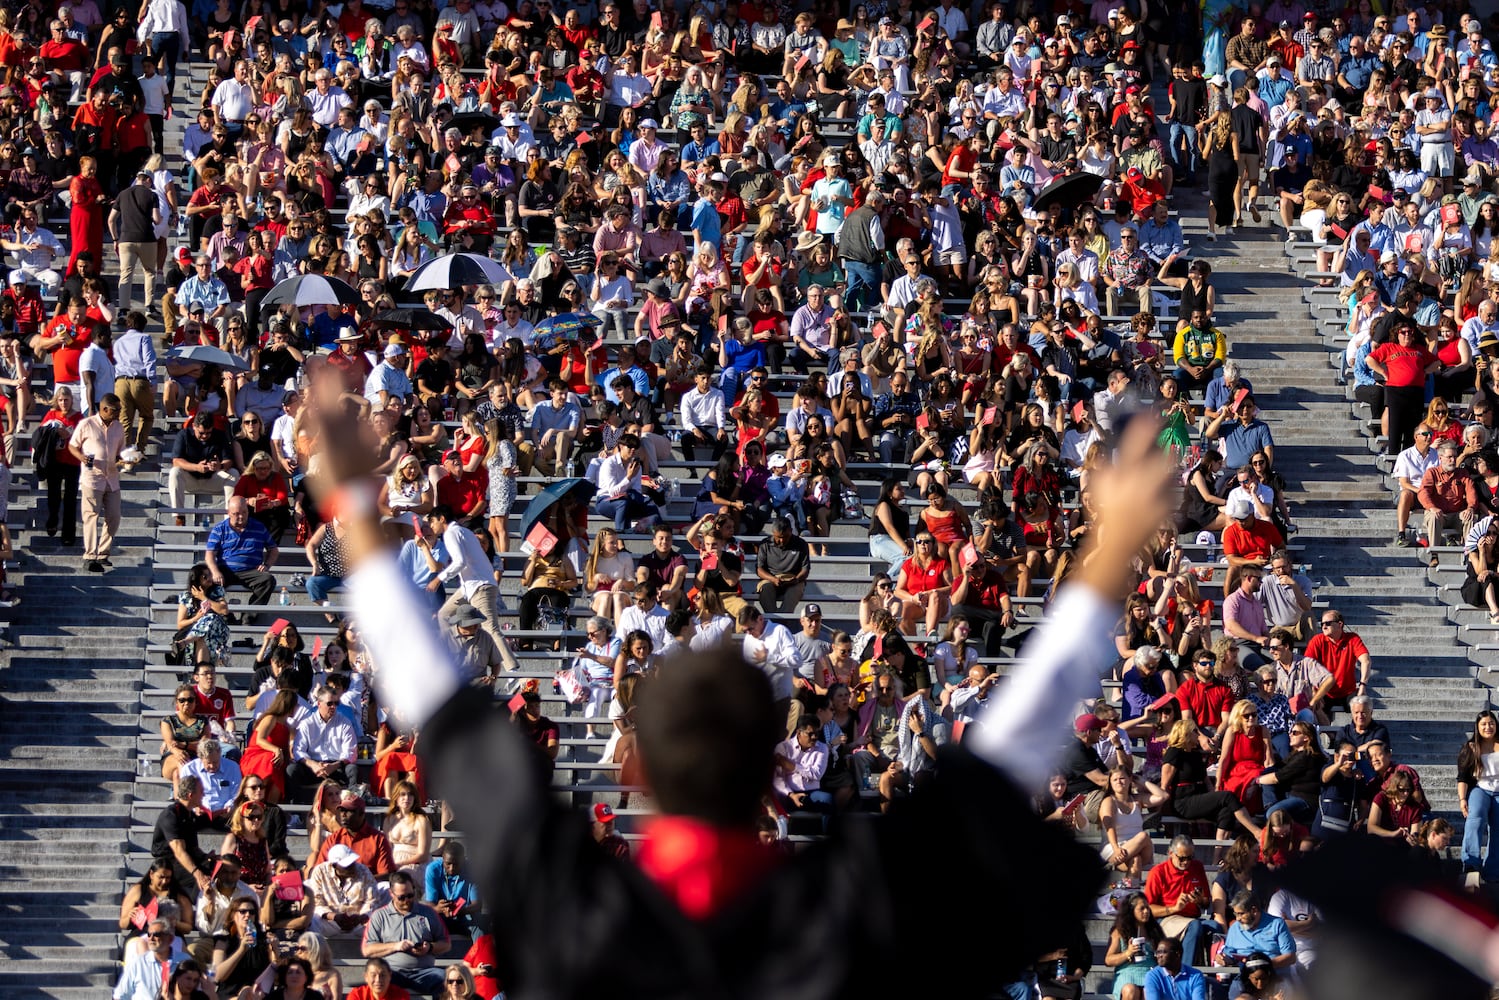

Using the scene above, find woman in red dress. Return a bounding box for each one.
[67,156,106,277]
[239,689,296,804]
[1217,699,1273,814]
[894,532,951,638]
[373,715,425,803]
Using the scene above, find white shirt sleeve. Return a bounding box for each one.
[354,551,467,729]
[965,585,1118,792]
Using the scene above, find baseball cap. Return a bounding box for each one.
[327,844,359,868]
[768,453,788,468]
[1380,249,1399,263]
[6,272,22,287]
[335,789,365,811]
[593,803,615,823]
[501,112,522,126]
[442,449,461,462]
[1075,713,1103,733]
[804,603,823,617]
[1227,497,1254,520]
[1278,19,1291,27]
[383,344,405,359]
[639,118,659,129]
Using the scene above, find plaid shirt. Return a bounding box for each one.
[308,859,380,919]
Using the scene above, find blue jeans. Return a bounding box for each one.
[843,260,882,314]
[1179,916,1221,967]
[306,574,344,603]
[870,533,908,580]
[152,32,181,94]
[1268,730,1291,763]
[1169,121,1200,178]
[596,490,657,531]
[1265,795,1313,822]
[1463,786,1499,878]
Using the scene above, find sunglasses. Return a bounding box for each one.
[176,697,193,704]
[392,893,414,901]
[1321,620,1339,628]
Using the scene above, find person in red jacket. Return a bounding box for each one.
[442,183,495,254]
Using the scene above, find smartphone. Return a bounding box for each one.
[411,512,424,540]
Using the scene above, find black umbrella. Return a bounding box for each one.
[1032,172,1106,213]
[257,274,361,320]
[370,308,453,332]
[517,477,597,541]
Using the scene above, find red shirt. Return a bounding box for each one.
[1370,341,1437,388]
[1175,675,1234,729]
[900,556,947,595]
[1303,630,1370,700]
[116,111,151,153]
[193,684,236,727]
[233,471,290,512]
[328,347,373,392]
[38,38,86,73]
[39,408,80,466]
[4,286,45,335]
[317,822,395,874]
[70,101,116,150]
[636,815,780,920]
[436,470,487,517]
[1143,856,1209,916]
[442,200,495,236]
[463,935,503,999]
[347,986,411,1000]
[943,145,978,187]
[1222,517,1285,565]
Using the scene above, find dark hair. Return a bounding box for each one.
[666,607,694,637]
[388,871,417,895]
[1110,891,1165,945]
[635,647,780,826]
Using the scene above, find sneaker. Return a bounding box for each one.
[85,560,104,573]
[1286,233,1297,245]
[1393,531,1410,547]
[1225,227,1236,236]
[1250,204,1262,222]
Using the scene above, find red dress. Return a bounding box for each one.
[67,174,104,277]
[1219,728,1268,812]
[239,719,291,799]
[373,725,426,802]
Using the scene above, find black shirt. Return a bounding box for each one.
[1170,77,1207,125]
[171,425,236,473]
[151,800,210,876]
[1059,738,1105,798]
[1230,104,1263,155]
[114,183,159,243]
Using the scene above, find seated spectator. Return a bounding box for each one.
[308,844,381,937]
[205,496,279,615]
[168,411,239,523]
[113,919,184,1000]
[314,789,396,877]
[1143,836,1216,967]
[755,517,811,614]
[179,737,242,825]
[1418,439,1481,559]
[361,870,451,997]
[288,688,359,803]
[425,841,482,935]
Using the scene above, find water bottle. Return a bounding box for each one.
[1055,959,1067,981]
[279,587,289,606]
[565,458,577,478]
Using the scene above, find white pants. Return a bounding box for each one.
[167,466,237,513]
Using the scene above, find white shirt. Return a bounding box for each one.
[679,385,726,433]
[113,950,179,1000]
[307,86,353,128]
[435,522,496,599]
[1266,888,1320,970]
[595,451,642,500]
[1392,443,1440,484]
[291,708,358,763]
[210,78,255,122]
[138,72,170,116]
[743,619,799,699]
[618,602,670,649]
[78,342,115,411]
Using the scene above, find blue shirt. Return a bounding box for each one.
[1137,218,1186,261]
[690,197,721,248]
[1215,418,1274,467]
[113,329,158,379]
[175,275,229,313]
[207,517,274,573]
[1257,71,1295,108]
[1339,52,1381,89]
[399,536,449,591]
[424,858,481,908]
[1144,965,1207,1000]
[1223,913,1296,963]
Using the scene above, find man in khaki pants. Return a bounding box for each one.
[112,311,158,464]
[108,169,162,312]
[67,393,125,573]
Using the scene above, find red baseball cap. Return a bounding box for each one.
[593,803,615,823]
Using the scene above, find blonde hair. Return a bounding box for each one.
[1167,718,1199,750]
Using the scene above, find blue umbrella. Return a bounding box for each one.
[530,314,605,350]
[516,477,597,543]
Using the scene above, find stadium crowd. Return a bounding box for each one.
[0,0,1461,994]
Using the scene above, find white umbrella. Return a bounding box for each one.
[407,253,515,291]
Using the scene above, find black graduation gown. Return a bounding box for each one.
[422,688,1106,999]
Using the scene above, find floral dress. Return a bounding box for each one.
[179,584,231,669]
[487,439,518,516]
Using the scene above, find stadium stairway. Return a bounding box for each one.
[1268,237,1479,819]
[0,69,191,1000]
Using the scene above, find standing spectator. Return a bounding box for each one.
[1414,87,1455,196]
[37,386,82,546]
[67,391,124,573]
[112,311,157,462]
[109,169,162,311]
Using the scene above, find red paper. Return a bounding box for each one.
[311,637,323,659]
[524,523,558,558]
[981,406,997,425]
[916,412,930,430]
[918,15,935,32]
[130,896,159,931]
[1148,691,1178,712]
[576,131,593,144]
[795,52,810,72]
[1231,387,1250,413]
[451,897,467,914]
[269,618,290,637]
[272,870,304,902]
[951,719,966,742]
[650,10,662,32]
[959,541,981,570]
[507,691,528,714]
[701,551,719,572]
[1060,793,1086,815]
